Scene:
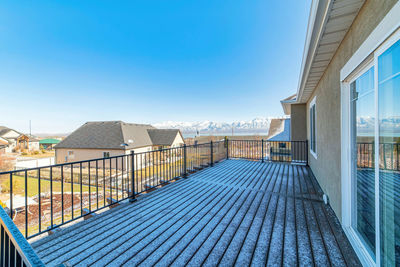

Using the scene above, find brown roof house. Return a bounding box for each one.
[0,126,33,152]
[55,121,184,163]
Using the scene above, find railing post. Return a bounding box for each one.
[261,139,264,163]
[306,140,309,166]
[226,138,229,159]
[183,144,187,178]
[129,151,137,202]
[210,141,213,167]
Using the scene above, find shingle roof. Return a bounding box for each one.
[54,121,181,150]
[0,126,22,138]
[147,129,182,146]
[0,126,12,137]
[267,119,291,141]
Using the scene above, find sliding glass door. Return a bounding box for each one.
[351,66,376,259]
[350,37,400,266]
[378,38,400,266]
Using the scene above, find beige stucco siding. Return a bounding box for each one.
[290,104,307,141]
[305,0,397,221]
[55,146,153,164]
[171,133,185,147]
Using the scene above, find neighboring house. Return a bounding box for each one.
[27,136,40,151]
[266,118,291,141]
[39,138,60,150]
[54,121,184,163]
[266,118,291,161]
[0,126,30,152]
[282,1,400,265]
[0,137,8,154]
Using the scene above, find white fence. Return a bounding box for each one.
[15,157,55,170]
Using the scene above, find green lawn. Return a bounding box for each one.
[1,175,91,197]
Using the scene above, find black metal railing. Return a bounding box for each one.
[0,206,44,266]
[0,140,228,240]
[0,138,307,247]
[228,140,308,164]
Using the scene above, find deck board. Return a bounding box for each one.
[31,159,361,266]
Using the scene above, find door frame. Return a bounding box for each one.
[340,3,400,266]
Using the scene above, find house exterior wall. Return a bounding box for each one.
[171,133,185,147]
[29,141,40,151]
[290,104,307,141]
[56,148,125,163]
[305,0,397,221]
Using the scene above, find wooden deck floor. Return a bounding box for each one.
[31,159,361,266]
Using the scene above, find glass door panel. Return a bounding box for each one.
[378,38,400,266]
[351,66,376,257]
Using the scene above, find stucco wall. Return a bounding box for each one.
[171,133,185,147]
[55,146,153,163]
[306,0,397,221]
[290,104,307,141]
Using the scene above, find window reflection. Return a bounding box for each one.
[378,38,400,266]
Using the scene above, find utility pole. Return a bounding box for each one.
[29,120,31,136]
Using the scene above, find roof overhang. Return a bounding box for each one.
[280,94,297,115]
[296,0,365,103]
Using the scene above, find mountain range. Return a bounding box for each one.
[154,117,288,134]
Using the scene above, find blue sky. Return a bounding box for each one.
[0,0,310,134]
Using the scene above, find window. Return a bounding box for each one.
[103,152,110,158]
[309,97,317,158]
[65,150,75,161]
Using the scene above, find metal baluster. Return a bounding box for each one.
[9,173,12,219]
[24,171,28,238]
[71,164,74,219]
[88,161,91,210]
[50,166,53,228]
[130,151,136,202]
[61,165,64,224]
[80,163,83,216]
[96,160,99,209]
[38,169,41,232]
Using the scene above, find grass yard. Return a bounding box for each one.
[0,175,91,198]
[20,151,55,159]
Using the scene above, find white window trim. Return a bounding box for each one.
[340,2,400,266]
[309,96,317,159]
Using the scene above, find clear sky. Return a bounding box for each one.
[0,0,311,134]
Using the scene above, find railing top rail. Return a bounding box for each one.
[0,140,226,175]
[0,206,44,266]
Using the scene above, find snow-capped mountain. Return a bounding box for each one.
[154,117,288,134]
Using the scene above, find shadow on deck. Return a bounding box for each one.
[31,159,361,266]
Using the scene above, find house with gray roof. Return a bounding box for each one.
[0,126,32,153]
[55,121,184,163]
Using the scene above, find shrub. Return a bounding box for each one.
[41,149,46,154]
[21,152,28,156]
[34,151,40,155]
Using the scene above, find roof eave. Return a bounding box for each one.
[296,0,333,104]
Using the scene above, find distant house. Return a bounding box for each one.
[266,118,291,141]
[39,138,60,150]
[266,119,291,161]
[0,126,32,152]
[0,137,8,154]
[27,136,40,151]
[54,121,184,163]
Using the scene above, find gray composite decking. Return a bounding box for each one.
[31,159,361,266]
